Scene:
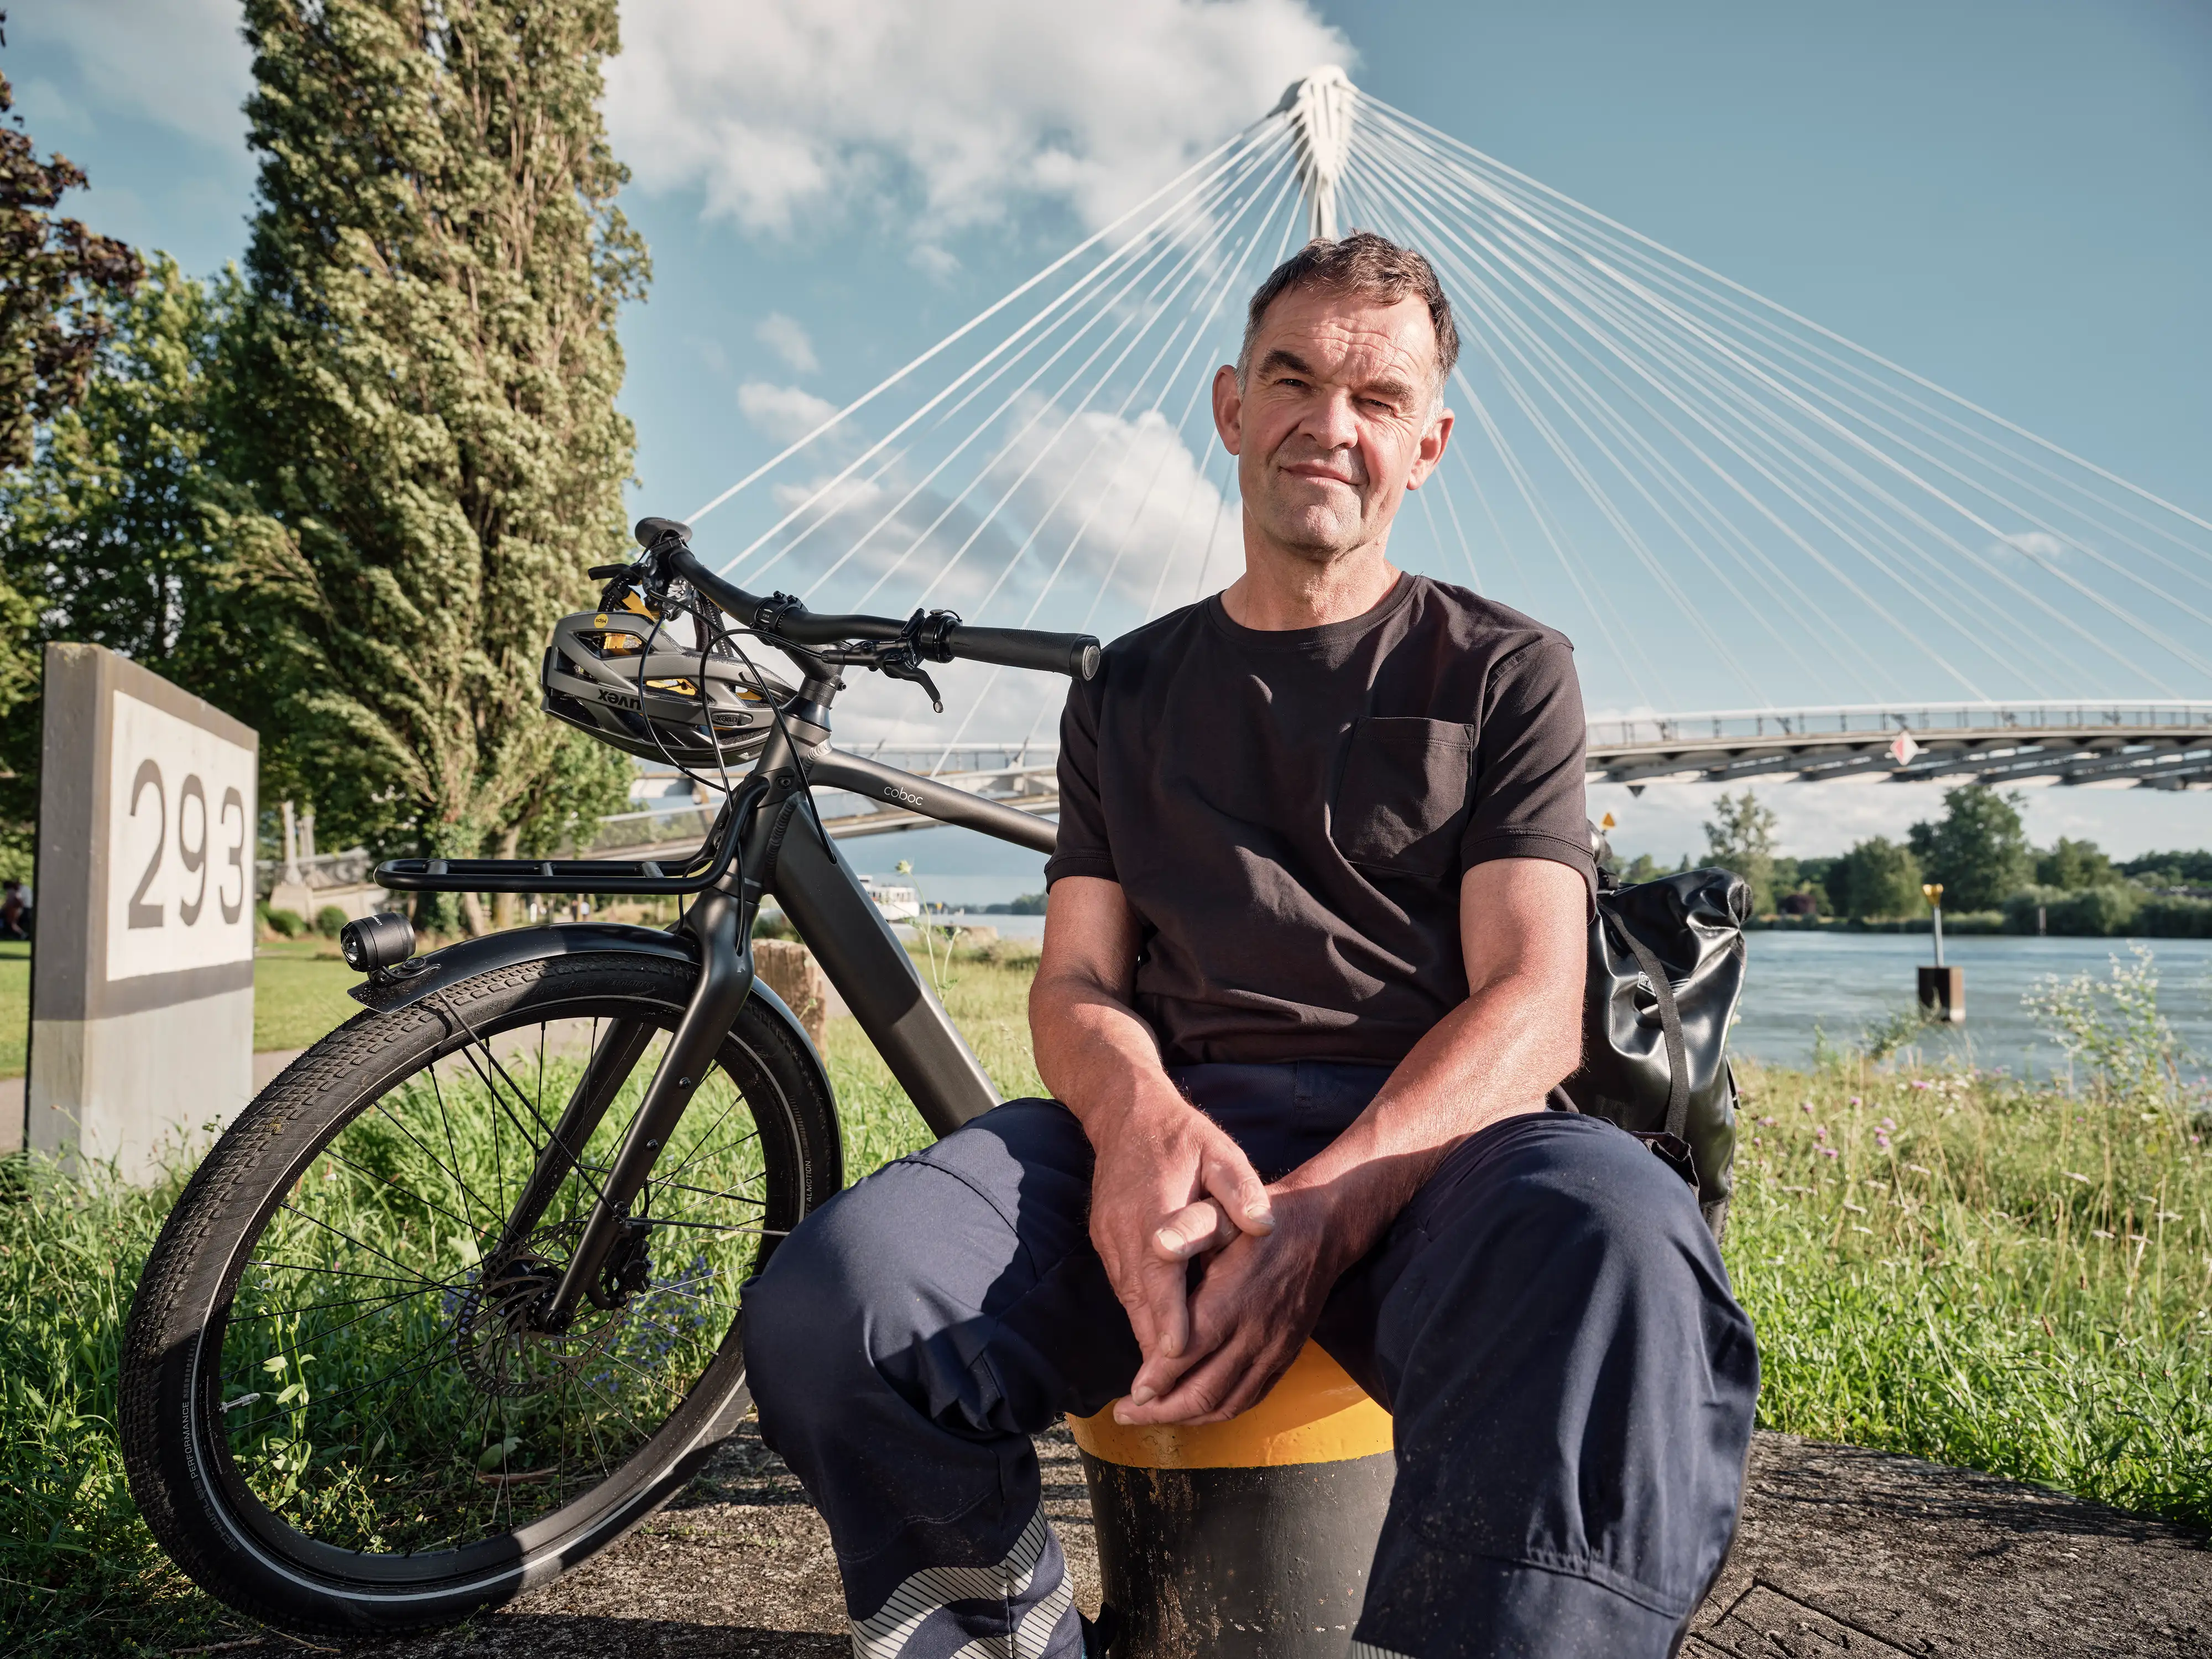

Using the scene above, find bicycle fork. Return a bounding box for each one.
[524,740,819,1331]
[533,885,757,1331]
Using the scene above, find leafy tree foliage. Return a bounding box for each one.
[2117,849,2212,888]
[1772,854,1835,916]
[223,0,643,924]
[1702,789,1778,912]
[0,261,244,858]
[1831,836,1923,921]
[0,17,143,471]
[1906,785,2030,913]
[2035,836,2114,891]
[0,20,145,871]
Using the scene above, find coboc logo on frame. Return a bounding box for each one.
[884,784,925,807]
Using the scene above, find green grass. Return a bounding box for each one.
[1726,1056,2211,1525]
[0,942,362,1082]
[248,941,368,1054]
[1,940,25,1079]
[2,943,2206,1654]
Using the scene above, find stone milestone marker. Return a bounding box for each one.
[26,644,259,1178]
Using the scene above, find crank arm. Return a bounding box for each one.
[494,1017,658,1260]
[539,889,755,1329]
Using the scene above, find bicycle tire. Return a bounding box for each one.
[120,950,842,1633]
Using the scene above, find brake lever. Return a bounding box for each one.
[877,607,959,710]
[879,654,944,712]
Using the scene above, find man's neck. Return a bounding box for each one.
[1219,537,1401,632]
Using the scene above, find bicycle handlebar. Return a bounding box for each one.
[660,541,1101,682]
[941,624,1102,680]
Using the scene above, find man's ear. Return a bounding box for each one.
[1212,363,1244,457]
[1405,405,1454,491]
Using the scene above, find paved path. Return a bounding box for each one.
[329,1424,2204,1659]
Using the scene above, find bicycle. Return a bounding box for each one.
[119,515,1099,1634]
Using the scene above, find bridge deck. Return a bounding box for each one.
[587,703,2212,860]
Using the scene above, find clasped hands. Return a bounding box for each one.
[1087,1090,1348,1427]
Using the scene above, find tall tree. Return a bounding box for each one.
[2036,836,2114,891]
[225,0,643,925]
[1832,836,1922,921]
[1907,784,2030,912]
[1703,789,1778,913]
[0,15,146,870]
[0,14,143,471]
[0,260,244,855]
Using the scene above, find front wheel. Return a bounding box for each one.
[121,949,842,1632]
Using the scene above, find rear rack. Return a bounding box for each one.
[375,779,764,896]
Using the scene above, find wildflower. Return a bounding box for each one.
[1819,1146,1839,1160]
[1801,1100,1814,1114]
[1814,1124,1828,1140]
[1879,1117,1895,1133]
[1849,1096,1861,1107]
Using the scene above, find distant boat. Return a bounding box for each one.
[862,878,921,922]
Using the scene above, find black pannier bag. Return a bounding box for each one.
[1556,867,1751,1238]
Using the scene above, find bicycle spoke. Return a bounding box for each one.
[248,1256,467,1293]
[231,1284,445,1324]
[638,1216,788,1237]
[370,1093,502,1237]
[312,1144,483,1240]
[274,1204,461,1295]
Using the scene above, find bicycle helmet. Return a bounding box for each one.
[540,603,796,769]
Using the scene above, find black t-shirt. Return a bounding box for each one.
[1044,572,1595,1068]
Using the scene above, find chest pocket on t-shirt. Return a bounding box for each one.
[1330,717,1475,881]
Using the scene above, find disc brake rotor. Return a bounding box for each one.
[452,1220,635,1398]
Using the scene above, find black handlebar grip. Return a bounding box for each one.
[943,625,1102,680]
[634,515,692,550]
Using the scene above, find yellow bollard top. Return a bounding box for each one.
[1067,1342,1393,1470]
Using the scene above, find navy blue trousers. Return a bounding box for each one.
[744,1063,1758,1659]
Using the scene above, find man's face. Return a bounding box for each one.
[1213,286,1453,564]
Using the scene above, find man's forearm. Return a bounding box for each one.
[1275,962,1581,1275]
[1031,973,1186,1131]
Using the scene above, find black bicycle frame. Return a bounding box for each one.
[374,676,1050,1328]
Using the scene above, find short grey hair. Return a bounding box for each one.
[1235,231,1460,393]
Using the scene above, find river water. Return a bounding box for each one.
[927,914,2212,1081]
[1733,932,2212,1076]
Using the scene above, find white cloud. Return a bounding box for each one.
[738,380,839,441]
[607,0,1350,234]
[755,312,820,375]
[910,243,963,280]
[978,398,1235,614]
[1991,530,2066,564]
[16,0,251,151]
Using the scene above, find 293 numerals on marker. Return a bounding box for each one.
[127,758,248,929]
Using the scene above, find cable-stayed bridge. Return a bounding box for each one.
[664,66,2212,815]
[595,699,2212,857]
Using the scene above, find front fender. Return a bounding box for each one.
[344,921,830,1083]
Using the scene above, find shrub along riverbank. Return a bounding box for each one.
[2,944,2206,1652]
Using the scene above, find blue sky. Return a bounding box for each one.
[12,0,2212,878]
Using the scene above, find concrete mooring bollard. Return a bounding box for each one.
[1068,1342,1393,1658]
[1918,964,1965,1023]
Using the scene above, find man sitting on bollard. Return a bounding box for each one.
[744,232,1759,1659]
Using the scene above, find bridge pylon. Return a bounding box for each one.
[1276,65,1357,242]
